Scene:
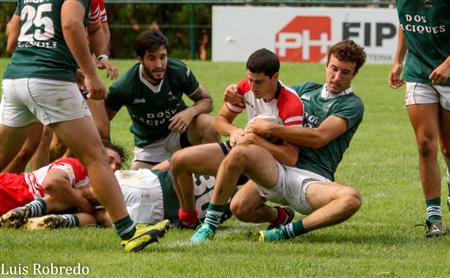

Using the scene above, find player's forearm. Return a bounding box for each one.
[267,125,326,149]
[213,115,239,136]
[88,21,108,57]
[190,97,213,116]
[257,139,298,166]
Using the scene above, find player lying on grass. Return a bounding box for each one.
[207,40,366,243]
[0,148,231,230]
[0,141,171,248]
[171,48,304,233]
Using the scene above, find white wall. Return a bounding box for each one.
[212,6,399,64]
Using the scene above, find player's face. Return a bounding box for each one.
[247,71,279,101]
[326,55,356,93]
[106,148,122,171]
[139,46,168,85]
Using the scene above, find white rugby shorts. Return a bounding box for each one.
[133,131,182,163]
[0,78,90,127]
[255,164,330,215]
[405,82,450,110]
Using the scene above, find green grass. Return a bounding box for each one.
[1,58,450,277]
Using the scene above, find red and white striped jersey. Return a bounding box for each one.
[226,78,304,127]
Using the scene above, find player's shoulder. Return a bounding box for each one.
[290,82,323,97]
[236,78,252,95]
[167,58,193,77]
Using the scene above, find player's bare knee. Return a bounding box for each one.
[341,187,361,214]
[170,151,186,172]
[223,146,250,171]
[230,198,252,221]
[416,136,438,158]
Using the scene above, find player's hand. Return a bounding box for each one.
[230,128,245,147]
[169,108,196,133]
[235,132,262,146]
[84,74,106,100]
[388,63,405,89]
[429,59,450,84]
[246,118,272,137]
[97,60,119,80]
[224,84,243,106]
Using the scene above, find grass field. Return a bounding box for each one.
[0,58,450,277]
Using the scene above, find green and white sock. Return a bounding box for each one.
[204,204,226,231]
[281,220,307,239]
[59,214,80,227]
[26,198,47,217]
[425,197,442,222]
[113,216,136,240]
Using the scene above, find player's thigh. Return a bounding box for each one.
[230,180,266,214]
[407,103,440,141]
[171,143,225,176]
[50,116,105,164]
[187,113,217,143]
[230,144,279,188]
[305,181,357,211]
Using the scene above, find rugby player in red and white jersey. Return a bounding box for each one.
[0,142,123,227]
[171,48,304,233]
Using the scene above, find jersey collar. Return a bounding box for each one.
[139,64,164,93]
[320,84,353,99]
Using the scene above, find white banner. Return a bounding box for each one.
[212,6,399,64]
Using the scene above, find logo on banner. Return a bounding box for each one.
[275,16,332,62]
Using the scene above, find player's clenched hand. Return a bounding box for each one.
[169,108,195,133]
[230,128,245,147]
[84,74,106,100]
[97,60,119,80]
[224,84,243,106]
[388,63,405,89]
[429,58,450,84]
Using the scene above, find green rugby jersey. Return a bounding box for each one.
[396,0,450,86]
[3,0,90,82]
[291,82,364,181]
[105,59,199,147]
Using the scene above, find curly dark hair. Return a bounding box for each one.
[327,40,366,75]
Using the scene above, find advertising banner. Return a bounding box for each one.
[212,6,399,64]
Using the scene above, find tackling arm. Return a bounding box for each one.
[248,115,348,149]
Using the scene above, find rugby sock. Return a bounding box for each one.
[425,197,442,222]
[281,220,307,239]
[25,198,47,217]
[204,204,226,231]
[178,209,198,227]
[60,214,80,227]
[270,207,289,227]
[113,215,136,240]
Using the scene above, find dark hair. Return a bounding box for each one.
[327,40,366,75]
[246,48,280,78]
[134,30,169,58]
[102,139,128,169]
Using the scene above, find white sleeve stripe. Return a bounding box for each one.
[226,103,244,113]
[284,116,304,123]
[187,87,200,97]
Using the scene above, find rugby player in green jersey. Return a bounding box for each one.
[388,0,450,237]
[105,30,219,169]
